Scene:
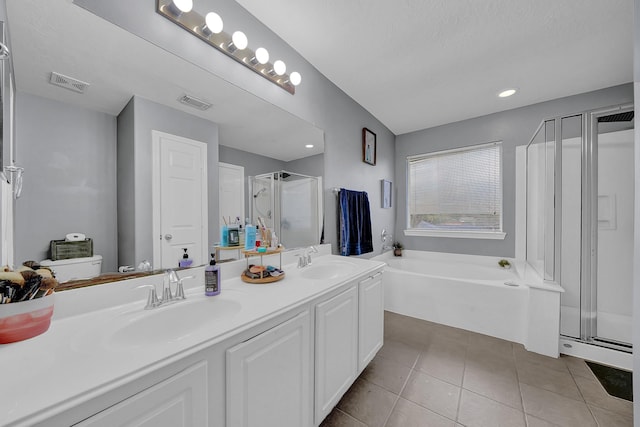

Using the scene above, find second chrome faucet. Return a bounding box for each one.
[297,245,319,268]
[141,269,194,310]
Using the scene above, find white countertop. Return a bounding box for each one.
[0,246,384,426]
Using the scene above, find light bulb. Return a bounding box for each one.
[231,31,248,50]
[255,47,269,65]
[273,60,286,76]
[171,0,193,14]
[204,12,223,35]
[290,71,302,86]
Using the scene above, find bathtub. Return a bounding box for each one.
[372,250,529,345]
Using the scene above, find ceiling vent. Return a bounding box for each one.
[178,94,212,111]
[598,111,634,122]
[49,72,90,93]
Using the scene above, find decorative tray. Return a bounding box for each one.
[240,271,285,284]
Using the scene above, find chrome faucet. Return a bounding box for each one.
[138,270,194,310]
[162,269,177,302]
[139,284,161,310]
[297,245,319,268]
[381,228,393,253]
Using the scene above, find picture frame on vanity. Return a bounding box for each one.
[382,179,392,208]
[362,127,376,166]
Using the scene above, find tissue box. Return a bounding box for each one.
[0,293,55,344]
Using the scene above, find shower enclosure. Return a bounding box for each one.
[526,104,634,353]
[249,171,323,249]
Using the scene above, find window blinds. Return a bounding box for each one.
[407,142,502,231]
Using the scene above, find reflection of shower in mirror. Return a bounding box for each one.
[252,187,272,219]
[249,171,323,248]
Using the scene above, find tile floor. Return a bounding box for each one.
[321,311,633,427]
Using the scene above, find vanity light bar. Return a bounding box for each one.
[157,0,299,95]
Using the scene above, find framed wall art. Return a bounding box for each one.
[362,127,376,166]
[382,179,392,208]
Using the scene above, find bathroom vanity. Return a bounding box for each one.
[0,247,384,427]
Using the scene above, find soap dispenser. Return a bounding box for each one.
[179,248,193,268]
[205,253,220,296]
[244,222,256,250]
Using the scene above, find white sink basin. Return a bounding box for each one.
[108,298,241,349]
[72,296,241,353]
[300,260,357,281]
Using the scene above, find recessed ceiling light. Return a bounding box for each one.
[305,144,314,148]
[498,88,517,98]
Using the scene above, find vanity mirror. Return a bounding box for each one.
[5,0,324,276]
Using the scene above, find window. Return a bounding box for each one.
[406,142,504,239]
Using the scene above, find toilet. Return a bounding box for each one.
[40,255,103,283]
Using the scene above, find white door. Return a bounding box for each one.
[219,162,244,226]
[152,131,208,269]
[218,162,244,261]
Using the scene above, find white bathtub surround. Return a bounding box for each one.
[1,244,384,426]
[373,250,563,357]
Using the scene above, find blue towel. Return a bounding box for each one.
[339,189,373,256]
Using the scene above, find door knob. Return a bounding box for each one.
[164,234,173,241]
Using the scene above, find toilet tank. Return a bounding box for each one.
[40,255,103,283]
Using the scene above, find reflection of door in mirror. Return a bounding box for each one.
[218,162,245,260]
[152,131,208,269]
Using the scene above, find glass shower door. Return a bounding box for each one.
[593,109,634,346]
[280,176,319,248]
[559,114,583,339]
[527,105,634,351]
[526,120,556,281]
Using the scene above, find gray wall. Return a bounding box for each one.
[117,96,219,267]
[395,83,633,257]
[75,0,396,257]
[286,153,324,178]
[15,92,118,271]
[219,145,285,178]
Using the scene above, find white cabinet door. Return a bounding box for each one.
[74,362,208,427]
[358,271,384,372]
[314,285,358,425]
[226,310,311,427]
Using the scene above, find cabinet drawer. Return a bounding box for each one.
[74,361,208,427]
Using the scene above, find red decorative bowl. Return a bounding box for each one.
[0,293,55,344]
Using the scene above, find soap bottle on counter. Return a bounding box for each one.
[255,225,262,248]
[179,248,193,268]
[220,225,229,246]
[238,224,245,248]
[245,223,256,250]
[205,253,220,296]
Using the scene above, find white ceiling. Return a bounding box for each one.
[5,0,324,162]
[236,0,634,135]
[6,0,634,147]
